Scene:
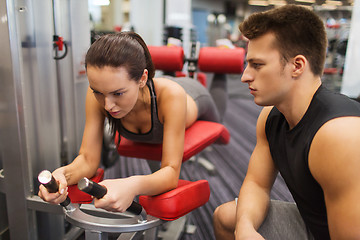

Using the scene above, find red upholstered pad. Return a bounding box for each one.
[116,121,230,162]
[139,179,210,220]
[67,168,104,204]
[198,47,246,74]
[148,46,184,72]
[196,72,207,87]
[175,71,207,87]
[175,71,186,78]
[323,68,338,75]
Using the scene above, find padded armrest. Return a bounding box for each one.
[176,71,207,87]
[148,46,184,72]
[139,179,210,220]
[67,168,104,204]
[198,47,246,74]
[116,121,230,162]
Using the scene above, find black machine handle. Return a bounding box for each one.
[78,177,143,215]
[38,170,71,208]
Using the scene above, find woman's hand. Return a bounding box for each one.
[38,168,68,205]
[93,177,138,212]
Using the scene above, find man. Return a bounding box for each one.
[213,5,360,240]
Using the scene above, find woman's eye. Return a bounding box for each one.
[114,92,124,96]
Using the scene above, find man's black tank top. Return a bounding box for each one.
[265,85,360,239]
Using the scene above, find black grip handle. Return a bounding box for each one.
[77,177,143,215]
[38,170,71,207]
[127,201,143,215]
[78,177,107,199]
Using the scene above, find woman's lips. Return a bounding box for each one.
[109,110,121,116]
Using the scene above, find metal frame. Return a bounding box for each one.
[0,0,38,238]
[0,0,91,239]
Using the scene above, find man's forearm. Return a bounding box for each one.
[235,180,271,237]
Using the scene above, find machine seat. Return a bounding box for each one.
[67,168,104,204]
[66,169,210,221]
[116,120,230,162]
[139,179,210,221]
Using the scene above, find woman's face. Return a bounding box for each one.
[87,66,147,119]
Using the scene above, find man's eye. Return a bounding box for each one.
[92,90,101,95]
[252,63,262,69]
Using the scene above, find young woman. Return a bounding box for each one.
[38,31,221,212]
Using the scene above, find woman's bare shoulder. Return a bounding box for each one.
[153,77,185,97]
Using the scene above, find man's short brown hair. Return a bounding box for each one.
[239,5,327,76]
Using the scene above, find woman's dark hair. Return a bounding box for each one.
[85,31,155,80]
[85,32,155,145]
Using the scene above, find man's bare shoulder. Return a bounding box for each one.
[309,116,360,187]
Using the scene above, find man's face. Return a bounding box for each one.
[241,32,293,107]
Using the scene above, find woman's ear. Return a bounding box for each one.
[292,55,307,78]
[139,69,148,88]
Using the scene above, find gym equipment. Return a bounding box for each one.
[38,169,210,240]
[116,120,229,162]
[117,44,244,172]
[148,46,184,73]
[117,44,237,162]
[38,170,71,209]
[148,44,246,75]
[198,47,245,74]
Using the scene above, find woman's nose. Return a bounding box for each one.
[104,96,115,111]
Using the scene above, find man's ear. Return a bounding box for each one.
[292,55,307,78]
[139,69,148,88]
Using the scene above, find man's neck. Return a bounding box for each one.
[277,76,322,130]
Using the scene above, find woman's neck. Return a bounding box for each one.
[126,84,151,118]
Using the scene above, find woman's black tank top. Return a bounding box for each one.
[117,79,164,144]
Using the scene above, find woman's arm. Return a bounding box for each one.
[235,107,278,239]
[39,87,105,204]
[61,86,105,184]
[94,79,186,212]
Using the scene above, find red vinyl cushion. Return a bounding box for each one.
[196,72,207,87]
[139,179,210,220]
[323,68,338,75]
[148,46,184,72]
[175,71,207,87]
[116,120,230,162]
[67,168,104,204]
[198,47,246,74]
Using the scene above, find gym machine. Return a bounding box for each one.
[38,168,210,240]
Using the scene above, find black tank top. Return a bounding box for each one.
[265,85,360,239]
[118,78,164,144]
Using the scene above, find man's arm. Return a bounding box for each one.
[309,116,360,239]
[235,107,278,239]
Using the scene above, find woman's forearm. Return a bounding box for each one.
[131,165,180,196]
[60,154,100,186]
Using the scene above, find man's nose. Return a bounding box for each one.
[241,66,253,83]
